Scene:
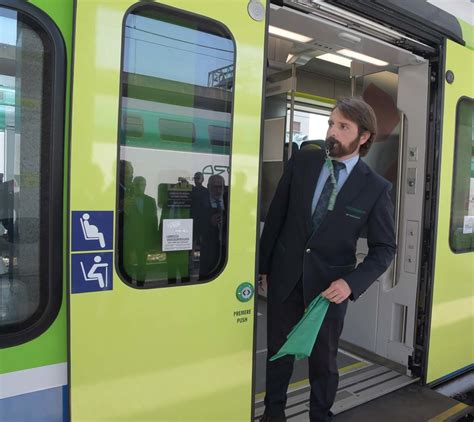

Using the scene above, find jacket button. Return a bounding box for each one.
[306,248,311,254]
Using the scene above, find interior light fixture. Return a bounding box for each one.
[316,53,352,67]
[268,25,313,43]
[337,49,389,66]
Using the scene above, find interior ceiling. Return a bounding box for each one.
[267,36,351,81]
[268,4,426,76]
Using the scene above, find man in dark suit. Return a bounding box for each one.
[259,97,396,422]
[191,172,209,249]
[195,174,228,279]
[127,176,158,285]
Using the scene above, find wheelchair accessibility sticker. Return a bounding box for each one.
[71,211,114,293]
[72,252,113,293]
[72,211,113,251]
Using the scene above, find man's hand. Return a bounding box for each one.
[258,274,268,295]
[321,279,351,304]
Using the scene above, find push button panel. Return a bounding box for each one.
[404,220,419,274]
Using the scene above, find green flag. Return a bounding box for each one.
[270,294,330,361]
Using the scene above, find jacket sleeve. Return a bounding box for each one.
[259,154,295,274]
[343,183,397,300]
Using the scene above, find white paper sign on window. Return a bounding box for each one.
[463,215,474,234]
[163,219,193,251]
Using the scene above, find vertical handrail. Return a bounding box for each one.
[351,75,356,96]
[288,63,296,160]
[391,112,406,288]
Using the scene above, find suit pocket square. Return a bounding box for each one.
[345,213,361,219]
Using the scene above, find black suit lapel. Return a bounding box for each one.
[334,159,369,206]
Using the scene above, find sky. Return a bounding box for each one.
[427,0,473,24]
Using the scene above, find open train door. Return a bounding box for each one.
[68,1,267,420]
[426,39,474,384]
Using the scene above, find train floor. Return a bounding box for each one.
[254,299,472,421]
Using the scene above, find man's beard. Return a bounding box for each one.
[325,135,360,158]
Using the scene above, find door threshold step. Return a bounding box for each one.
[255,361,416,420]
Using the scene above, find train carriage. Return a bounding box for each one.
[0,0,472,420]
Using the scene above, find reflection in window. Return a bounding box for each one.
[159,119,195,144]
[450,98,474,253]
[117,5,234,287]
[208,125,230,147]
[0,7,53,328]
[124,115,144,138]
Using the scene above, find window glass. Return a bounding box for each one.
[208,125,230,147]
[0,7,54,329]
[124,115,144,138]
[118,5,234,287]
[286,107,330,149]
[450,98,474,253]
[159,119,195,144]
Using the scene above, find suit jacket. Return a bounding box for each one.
[191,185,210,245]
[195,192,229,279]
[260,149,396,318]
[127,194,158,250]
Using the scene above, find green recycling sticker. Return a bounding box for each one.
[236,282,254,302]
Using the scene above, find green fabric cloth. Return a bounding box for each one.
[270,294,330,361]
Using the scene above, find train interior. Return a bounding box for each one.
[255,3,434,418]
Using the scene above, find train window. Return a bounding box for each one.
[124,115,144,138]
[159,119,195,144]
[450,97,474,253]
[208,125,231,147]
[0,5,64,345]
[286,108,330,148]
[117,4,234,287]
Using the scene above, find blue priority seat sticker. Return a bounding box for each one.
[71,211,113,252]
[71,252,113,294]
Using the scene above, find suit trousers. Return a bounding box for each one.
[264,280,345,422]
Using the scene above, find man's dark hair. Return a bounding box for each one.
[333,97,377,157]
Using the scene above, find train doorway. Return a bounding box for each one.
[255,2,433,417]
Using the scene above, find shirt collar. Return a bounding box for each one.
[335,154,359,176]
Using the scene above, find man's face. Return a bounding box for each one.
[326,108,369,159]
[134,179,146,195]
[194,174,203,186]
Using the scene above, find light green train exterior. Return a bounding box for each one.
[427,38,474,383]
[68,1,266,420]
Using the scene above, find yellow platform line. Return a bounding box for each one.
[428,403,469,421]
[255,360,371,400]
[339,360,370,374]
